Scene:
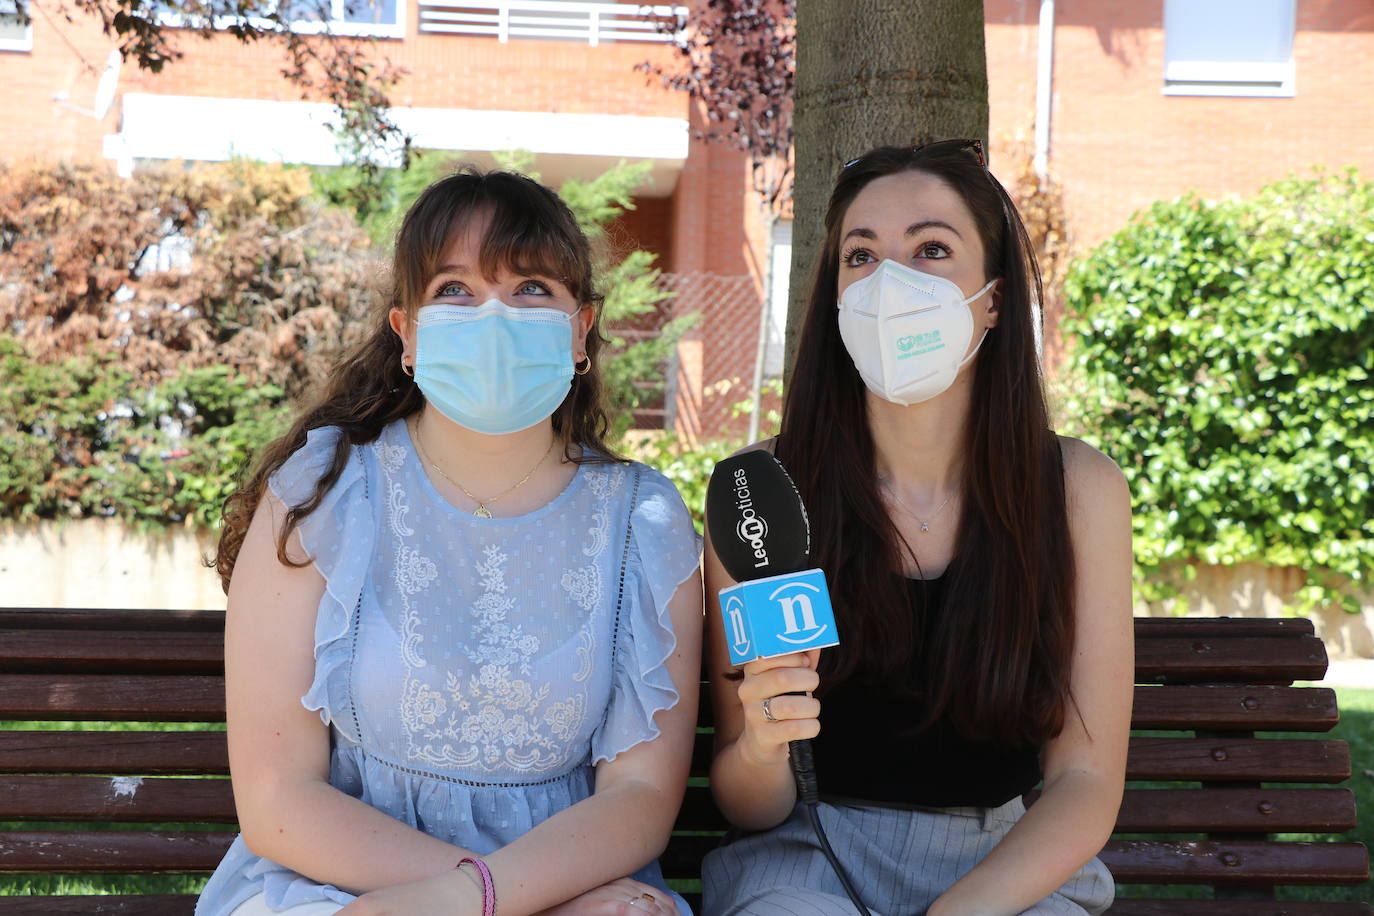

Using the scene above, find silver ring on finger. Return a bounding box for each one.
[762,696,780,723]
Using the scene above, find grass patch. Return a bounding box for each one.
[0,875,209,896]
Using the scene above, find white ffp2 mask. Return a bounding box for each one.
[837,259,996,405]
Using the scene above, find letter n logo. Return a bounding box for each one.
[770,582,829,645]
[724,594,750,658]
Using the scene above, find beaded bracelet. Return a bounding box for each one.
[457,856,496,916]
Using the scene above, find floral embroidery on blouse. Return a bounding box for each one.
[389,462,618,774]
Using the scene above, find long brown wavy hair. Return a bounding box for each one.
[211,168,623,593]
[775,145,1075,749]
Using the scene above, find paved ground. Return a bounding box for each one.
[1313,658,1374,689]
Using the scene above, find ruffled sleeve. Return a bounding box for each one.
[591,466,702,765]
[266,425,373,735]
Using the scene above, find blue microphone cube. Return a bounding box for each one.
[718,568,840,666]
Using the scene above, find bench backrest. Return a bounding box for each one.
[0,609,1369,915]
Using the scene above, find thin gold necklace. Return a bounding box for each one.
[881,478,956,533]
[411,419,558,519]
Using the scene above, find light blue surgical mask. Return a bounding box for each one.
[415,300,576,435]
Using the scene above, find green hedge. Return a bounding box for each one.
[0,340,289,530]
[1058,170,1374,613]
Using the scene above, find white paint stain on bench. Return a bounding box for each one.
[109,776,143,799]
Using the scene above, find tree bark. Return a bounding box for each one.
[786,0,989,378]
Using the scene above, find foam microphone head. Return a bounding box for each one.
[706,450,811,583]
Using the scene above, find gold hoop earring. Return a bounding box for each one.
[574,356,591,376]
[401,354,414,378]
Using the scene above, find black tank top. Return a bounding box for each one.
[810,574,1042,808]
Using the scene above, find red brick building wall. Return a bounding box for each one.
[985,0,1374,251]
[5,1,1372,441]
[0,4,756,281]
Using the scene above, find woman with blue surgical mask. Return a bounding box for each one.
[701,142,1133,916]
[198,169,702,916]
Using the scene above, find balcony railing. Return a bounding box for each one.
[417,1,686,45]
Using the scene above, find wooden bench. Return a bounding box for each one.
[0,609,1369,914]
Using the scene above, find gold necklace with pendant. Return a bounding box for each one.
[412,418,558,518]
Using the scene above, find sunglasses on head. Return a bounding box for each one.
[843,138,988,171]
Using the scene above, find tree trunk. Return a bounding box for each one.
[786,0,989,378]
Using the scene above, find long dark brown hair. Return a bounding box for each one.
[775,145,1075,748]
[211,168,623,592]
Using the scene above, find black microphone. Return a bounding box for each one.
[706,451,829,800]
[706,451,871,916]
[706,450,811,581]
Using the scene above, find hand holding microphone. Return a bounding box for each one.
[705,450,871,916]
[705,450,839,801]
[735,651,821,766]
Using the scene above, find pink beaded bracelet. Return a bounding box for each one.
[457,856,495,916]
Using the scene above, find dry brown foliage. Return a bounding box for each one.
[0,159,378,398]
[1001,139,1072,365]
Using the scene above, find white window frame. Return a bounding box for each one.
[762,218,791,379]
[1163,0,1296,98]
[157,0,407,40]
[0,0,34,52]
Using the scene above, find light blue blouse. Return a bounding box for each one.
[196,420,700,915]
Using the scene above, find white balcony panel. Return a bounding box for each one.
[111,94,350,167]
[106,94,688,193]
[394,107,687,160]
[418,1,685,45]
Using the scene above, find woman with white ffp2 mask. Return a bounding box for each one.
[701,142,1129,916]
[837,257,999,406]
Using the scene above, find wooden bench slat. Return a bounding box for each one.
[1106,902,1373,915]
[1110,788,1356,833]
[680,786,1361,835]
[1134,636,1328,684]
[0,612,1311,637]
[6,896,1361,915]
[0,831,234,873]
[1134,617,1315,638]
[0,609,225,632]
[694,684,1342,732]
[0,676,226,721]
[0,896,198,915]
[0,775,236,822]
[1100,839,1371,885]
[1127,737,1351,783]
[0,731,229,775]
[0,630,223,674]
[1131,686,1339,731]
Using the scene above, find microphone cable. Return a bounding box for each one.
[788,738,872,916]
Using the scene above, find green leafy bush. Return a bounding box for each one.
[1058,170,1374,613]
[633,435,742,533]
[2,153,697,530]
[0,340,288,530]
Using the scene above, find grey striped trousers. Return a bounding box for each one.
[701,797,1113,916]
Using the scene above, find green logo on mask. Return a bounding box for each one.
[896,330,942,358]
